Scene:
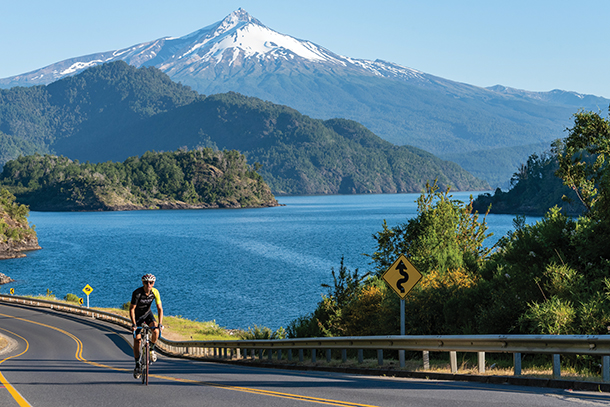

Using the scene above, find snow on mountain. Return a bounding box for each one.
[486,85,609,108]
[0,8,425,88]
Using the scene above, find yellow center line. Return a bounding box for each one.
[0,313,379,407]
[0,327,33,407]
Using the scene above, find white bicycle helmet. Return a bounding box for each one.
[141,273,156,282]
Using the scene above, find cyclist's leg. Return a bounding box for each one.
[133,334,142,360]
[133,336,143,379]
[133,312,149,363]
[144,315,158,362]
[133,318,145,378]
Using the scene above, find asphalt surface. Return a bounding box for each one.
[1,303,610,407]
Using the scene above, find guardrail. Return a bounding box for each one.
[2,294,610,382]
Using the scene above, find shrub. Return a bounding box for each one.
[238,325,286,340]
[64,293,81,303]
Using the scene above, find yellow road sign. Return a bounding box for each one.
[82,284,93,296]
[382,254,422,299]
[78,298,84,305]
[9,288,14,295]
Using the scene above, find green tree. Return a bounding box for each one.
[553,107,610,219]
[370,180,492,277]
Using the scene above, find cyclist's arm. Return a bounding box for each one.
[129,303,137,328]
[152,288,163,329]
[157,302,164,329]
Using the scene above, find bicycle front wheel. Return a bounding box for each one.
[143,342,149,385]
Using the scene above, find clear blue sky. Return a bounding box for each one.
[2,0,609,99]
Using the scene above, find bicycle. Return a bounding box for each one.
[133,324,159,385]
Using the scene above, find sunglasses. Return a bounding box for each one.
[143,281,154,285]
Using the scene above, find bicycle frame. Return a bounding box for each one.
[134,325,158,385]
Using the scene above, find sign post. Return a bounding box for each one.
[382,254,422,367]
[82,284,93,308]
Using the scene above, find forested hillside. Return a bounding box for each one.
[0,62,488,195]
[0,149,279,211]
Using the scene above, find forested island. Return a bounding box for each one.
[472,152,584,216]
[0,149,279,211]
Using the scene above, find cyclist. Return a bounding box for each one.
[130,273,164,378]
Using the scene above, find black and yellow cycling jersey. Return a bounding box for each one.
[131,287,162,324]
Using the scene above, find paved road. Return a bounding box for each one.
[1,303,610,407]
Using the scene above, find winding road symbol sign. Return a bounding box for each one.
[82,284,93,296]
[382,255,422,299]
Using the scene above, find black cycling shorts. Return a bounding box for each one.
[135,311,156,327]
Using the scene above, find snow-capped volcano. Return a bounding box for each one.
[0,8,424,87]
[166,8,332,64]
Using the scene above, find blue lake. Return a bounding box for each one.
[1,193,540,330]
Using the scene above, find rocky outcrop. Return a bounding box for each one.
[0,273,14,284]
[1,189,42,259]
[0,238,41,260]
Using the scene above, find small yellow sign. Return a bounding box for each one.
[78,298,84,305]
[82,284,93,296]
[382,254,422,299]
[9,288,14,295]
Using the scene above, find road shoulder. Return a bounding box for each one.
[0,332,19,356]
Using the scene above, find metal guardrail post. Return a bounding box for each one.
[358,349,363,364]
[603,355,610,382]
[399,350,405,368]
[268,349,273,361]
[326,349,331,363]
[377,349,383,366]
[478,352,485,373]
[423,350,430,369]
[341,349,347,363]
[278,349,282,360]
[450,351,458,373]
[288,349,292,361]
[553,354,561,379]
[299,349,304,362]
[312,349,316,363]
[514,353,522,375]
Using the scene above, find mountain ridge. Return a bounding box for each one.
[1,9,608,187]
[0,61,488,195]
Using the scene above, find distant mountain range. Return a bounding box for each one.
[0,62,487,195]
[1,8,608,187]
